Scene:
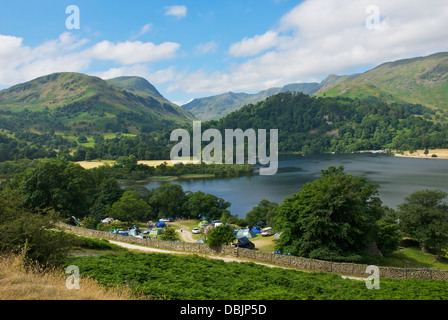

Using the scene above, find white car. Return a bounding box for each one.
[192,228,201,234]
[214,220,223,227]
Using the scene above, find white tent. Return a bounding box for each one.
[235,228,256,239]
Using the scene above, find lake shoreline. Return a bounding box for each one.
[393,149,448,160]
[118,173,255,185]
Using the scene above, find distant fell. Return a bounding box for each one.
[0,72,194,135]
[183,52,448,121]
[317,52,448,109]
[182,82,319,121]
[106,76,170,104]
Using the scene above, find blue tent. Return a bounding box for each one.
[251,226,262,234]
[236,237,255,249]
[156,221,166,228]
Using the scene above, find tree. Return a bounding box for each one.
[0,188,75,267]
[77,135,88,144]
[149,184,187,219]
[207,225,235,248]
[107,191,151,225]
[275,166,384,261]
[375,220,401,254]
[397,189,448,257]
[183,191,231,221]
[124,185,153,204]
[17,161,96,218]
[245,199,278,228]
[90,178,123,219]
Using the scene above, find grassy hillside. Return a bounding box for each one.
[318,52,448,110]
[0,72,194,135]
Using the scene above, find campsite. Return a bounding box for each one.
[96,216,278,251]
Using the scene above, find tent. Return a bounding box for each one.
[101,217,114,225]
[235,228,256,239]
[251,226,262,234]
[236,237,255,249]
[128,226,142,237]
[156,221,166,228]
[149,228,164,237]
[198,220,209,227]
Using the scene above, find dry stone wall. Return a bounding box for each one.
[60,224,448,281]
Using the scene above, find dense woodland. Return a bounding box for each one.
[210,93,448,154]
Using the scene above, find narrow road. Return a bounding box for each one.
[171,221,197,243]
[108,240,297,268]
[108,238,366,281]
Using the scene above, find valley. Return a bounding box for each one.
[2,51,448,306]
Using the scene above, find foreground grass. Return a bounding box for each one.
[66,251,448,300]
[0,253,139,300]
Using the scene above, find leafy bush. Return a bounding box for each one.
[0,188,75,267]
[73,236,125,251]
[159,228,179,241]
[207,225,235,247]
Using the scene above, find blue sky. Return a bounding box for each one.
[1,0,448,105]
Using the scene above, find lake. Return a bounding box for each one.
[138,154,448,218]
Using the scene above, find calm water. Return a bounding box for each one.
[139,154,448,218]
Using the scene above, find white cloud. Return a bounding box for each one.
[229,31,281,57]
[92,64,152,80]
[0,32,91,86]
[130,23,153,40]
[2,0,448,99]
[170,0,448,94]
[0,35,31,70]
[88,40,180,64]
[0,32,181,88]
[165,5,187,19]
[196,41,218,55]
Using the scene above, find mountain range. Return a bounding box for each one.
[0,52,447,136]
[0,72,194,135]
[182,52,448,121]
[181,83,320,121]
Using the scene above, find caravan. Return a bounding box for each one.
[261,227,273,237]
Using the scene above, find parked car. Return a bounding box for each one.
[261,227,273,237]
[214,220,223,227]
[159,218,173,222]
[192,227,201,234]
